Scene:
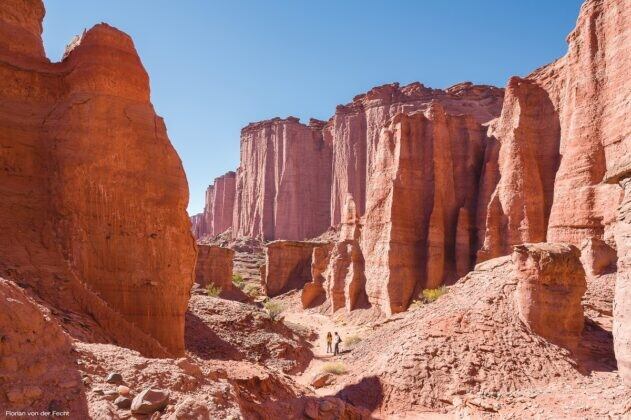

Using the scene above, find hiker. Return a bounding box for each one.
[326,332,333,353]
[333,332,342,356]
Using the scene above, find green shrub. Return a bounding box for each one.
[232,274,245,289]
[243,283,261,298]
[264,301,284,321]
[206,283,222,297]
[422,286,448,303]
[344,334,362,347]
[321,362,346,375]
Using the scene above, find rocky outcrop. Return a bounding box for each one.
[233,117,332,241]
[613,178,631,385]
[191,172,236,239]
[361,106,486,314]
[195,245,234,290]
[0,278,88,414]
[0,0,195,355]
[345,253,586,414]
[580,237,617,276]
[262,240,327,297]
[477,77,560,261]
[529,0,628,246]
[329,82,504,225]
[512,243,586,350]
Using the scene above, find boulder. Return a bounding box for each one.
[311,373,334,389]
[580,237,617,276]
[131,389,169,415]
[512,243,586,350]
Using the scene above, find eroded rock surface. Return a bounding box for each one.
[0,278,88,414]
[263,240,327,297]
[512,243,586,350]
[233,117,332,241]
[195,244,234,291]
[0,0,195,355]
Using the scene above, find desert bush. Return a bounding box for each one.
[422,286,448,303]
[206,283,222,297]
[232,273,245,289]
[264,301,284,321]
[321,362,346,375]
[243,283,261,298]
[344,334,362,347]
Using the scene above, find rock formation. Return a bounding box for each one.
[328,82,504,226]
[0,0,195,355]
[344,250,587,414]
[476,77,560,261]
[0,278,88,414]
[191,172,236,238]
[233,117,332,241]
[512,243,586,350]
[195,244,234,290]
[301,195,368,311]
[262,240,327,297]
[361,106,486,314]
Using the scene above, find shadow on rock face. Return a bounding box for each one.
[336,376,384,412]
[575,317,617,374]
[184,311,245,361]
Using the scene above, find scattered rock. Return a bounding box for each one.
[106,373,123,384]
[311,372,334,389]
[117,385,131,396]
[131,389,170,415]
[114,396,132,409]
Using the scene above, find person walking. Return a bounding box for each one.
[333,332,342,356]
[326,332,333,354]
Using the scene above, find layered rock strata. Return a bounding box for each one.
[512,243,586,350]
[233,118,332,241]
[0,0,195,355]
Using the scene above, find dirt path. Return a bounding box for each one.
[283,310,365,394]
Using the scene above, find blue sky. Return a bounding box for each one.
[42,0,583,214]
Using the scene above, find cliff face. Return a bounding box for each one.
[0,0,195,355]
[233,117,332,241]
[361,106,486,314]
[328,82,504,226]
[191,171,236,238]
[477,77,561,261]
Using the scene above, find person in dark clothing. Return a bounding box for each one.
[326,332,333,353]
[333,332,342,356]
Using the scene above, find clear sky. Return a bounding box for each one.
[42,0,583,215]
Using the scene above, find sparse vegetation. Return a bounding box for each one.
[321,362,347,375]
[264,300,284,321]
[232,273,245,289]
[422,286,448,303]
[243,283,261,298]
[206,283,222,297]
[344,334,362,347]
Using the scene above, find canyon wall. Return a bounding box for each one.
[361,106,486,315]
[0,0,195,355]
[192,171,236,238]
[233,117,332,241]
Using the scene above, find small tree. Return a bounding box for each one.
[206,283,222,297]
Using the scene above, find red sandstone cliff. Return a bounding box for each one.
[361,106,487,314]
[328,82,504,226]
[192,171,236,238]
[0,0,195,356]
[233,117,332,241]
